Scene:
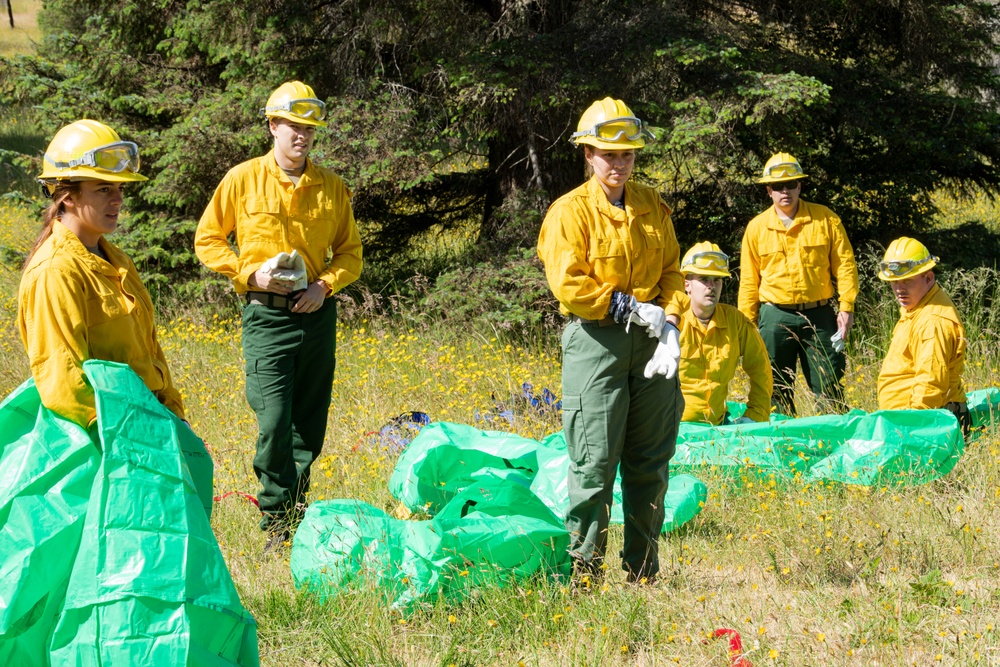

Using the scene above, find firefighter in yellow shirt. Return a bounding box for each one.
[877,238,969,432]
[18,119,184,428]
[678,242,772,425]
[738,152,859,415]
[537,97,686,584]
[195,81,363,551]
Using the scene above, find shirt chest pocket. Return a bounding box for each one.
[640,224,665,249]
[85,291,125,327]
[795,227,830,270]
[243,197,286,243]
[293,199,336,249]
[590,236,626,259]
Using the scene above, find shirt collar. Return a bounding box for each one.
[266,150,321,187]
[52,222,121,276]
[586,177,651,219]
[767,199,812,230]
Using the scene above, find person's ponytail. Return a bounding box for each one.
[23,182,79,271]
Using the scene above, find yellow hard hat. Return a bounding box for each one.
[758,152,808,184]
[38,119,147,192]
[681,241,731,278]
[878,237,938,281]
[261,81,328,127]
[570,97,654,150]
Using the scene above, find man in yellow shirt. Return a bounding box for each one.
[678,242,772,425]
[196,81,363,550]
[738,152,858,415]
[877,238,969,432]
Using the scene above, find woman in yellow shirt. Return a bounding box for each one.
[537,97,686,584]
[18,119,184,428]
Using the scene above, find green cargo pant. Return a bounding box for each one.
[242,298,337,529]
[758,302,844,416]
[561,320,684,581]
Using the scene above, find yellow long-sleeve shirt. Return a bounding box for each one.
[195,151,363,295]
[878,284,966,410]
[18,222,184,427]
[737,200,858,323]
[679,304,773,424]
[537,177,687,320]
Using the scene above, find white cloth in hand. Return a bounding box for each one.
[830,330,845,353]
[643,323,681,379]
[625,302,667,338]
[260,250,308,291]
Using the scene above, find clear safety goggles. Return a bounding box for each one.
[682,251,730,273]
[571,116,655,143]
[262,97,327,122]
[46,141,141,174]
[879,256,936,278]
[762,161,805,180]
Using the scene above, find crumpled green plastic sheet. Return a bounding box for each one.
[291,475,571,610]
[672,407,964,485]
[388,422,707,533]
[0,360,258,666]
[967,388,1000,439]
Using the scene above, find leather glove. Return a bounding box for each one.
[626,302,667,338]
[734,416,756,424]
[607,291,638,324]
[261,250,308,291]
[643,322,681,379]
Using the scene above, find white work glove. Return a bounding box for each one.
[643,323,681,379]
[830,330,845,353]
[260,250,308,291]
[734,416,756,424]
[625,302,667,338]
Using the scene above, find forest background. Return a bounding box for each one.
[3,1,1000,665]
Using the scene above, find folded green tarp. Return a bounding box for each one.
[669,407,964,485]
[292,475,571,610]
[0,361,258,666]
[388,422,707,533]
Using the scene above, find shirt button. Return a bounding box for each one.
[634,252,640,259]
[633,281,639,287]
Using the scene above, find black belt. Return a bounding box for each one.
[244,291,298,309]
[568,314,618,327]
[765,299,830,312]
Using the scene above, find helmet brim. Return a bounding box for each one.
[758,174,808,185]
[685,268,732,279]
[37,170,148,184]
[575,136,645,150]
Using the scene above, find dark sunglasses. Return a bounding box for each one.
[770,181,800,192]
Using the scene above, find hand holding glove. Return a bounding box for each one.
[626,302,667,338]
[260,250,308,291]
[643,322,681,379]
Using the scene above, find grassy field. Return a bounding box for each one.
[0,0,41,57]
[2,197,1000,666]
